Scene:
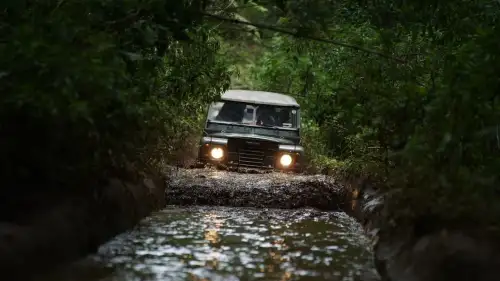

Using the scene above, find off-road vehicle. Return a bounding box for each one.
[197,89,304,172]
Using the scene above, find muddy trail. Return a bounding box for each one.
[166,167,349,211]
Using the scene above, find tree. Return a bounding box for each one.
[232,0,500,228]
[0,0,230,218]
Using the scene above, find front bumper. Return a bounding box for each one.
[197,137,303,172]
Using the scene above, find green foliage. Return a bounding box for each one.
[236,0,500,227]
[0,0,230,198]
[3,0,499,229]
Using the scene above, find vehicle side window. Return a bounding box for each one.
[215,102,245,122]
[208,102,222,120]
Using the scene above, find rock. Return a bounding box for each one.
[374,229,500,281]
[0,173,166,280]
[352,184,500,281]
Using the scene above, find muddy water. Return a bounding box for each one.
[37,205,377,281]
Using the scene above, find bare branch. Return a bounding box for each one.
[206,3,267,13]
[203,13,407,63]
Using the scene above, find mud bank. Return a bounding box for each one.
[165,168,348,210]
[347,179,500,281]
[0,174,166,280]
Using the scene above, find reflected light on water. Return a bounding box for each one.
[203,212,223,272]
[187,272,209,281]
[266,250,280,273]
[203,212,223,246]
[204,229,220,245]
[281,271,292,281]
[34,206,376,281]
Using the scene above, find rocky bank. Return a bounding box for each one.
[0,173,166,280]
[348,178,500,281]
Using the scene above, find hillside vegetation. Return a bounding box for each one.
[1,0,499,229]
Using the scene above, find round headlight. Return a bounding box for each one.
[210,147,224,159]
[279,154,293,167]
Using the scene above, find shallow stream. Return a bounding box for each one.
[37,205,376,281]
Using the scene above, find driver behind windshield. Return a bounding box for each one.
[256,106,277,126]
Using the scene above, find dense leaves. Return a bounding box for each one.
[0,0,229,207]
[2,0,499,228]
[228,0,500,227]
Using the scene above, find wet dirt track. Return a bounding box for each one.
[165,168,349,211]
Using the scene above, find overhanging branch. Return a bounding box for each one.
[203,13,406,63]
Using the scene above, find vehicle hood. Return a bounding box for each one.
[209,132,295,145]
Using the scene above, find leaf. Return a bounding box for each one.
[277,17,289,24]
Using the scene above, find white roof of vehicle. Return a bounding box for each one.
[221,89,299,107]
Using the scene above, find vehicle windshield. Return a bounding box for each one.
[207,101,298,128]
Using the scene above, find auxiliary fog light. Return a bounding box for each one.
[279,154,293,167]
[210,147,224,160]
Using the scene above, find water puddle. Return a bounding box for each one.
[36,206,377,281]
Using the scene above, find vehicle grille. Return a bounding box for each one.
[238,148,265,168]
[227,138,278,168]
